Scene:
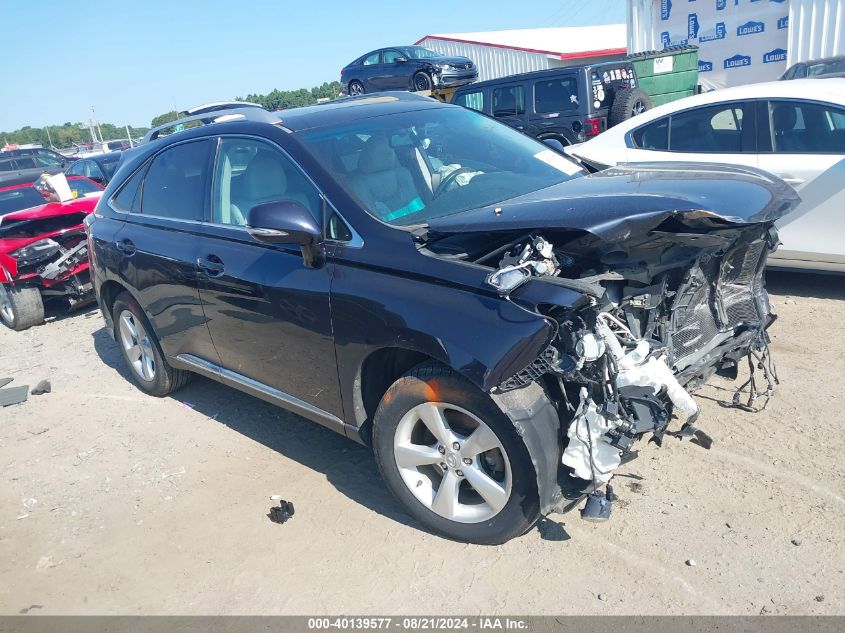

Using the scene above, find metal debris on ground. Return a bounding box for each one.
[0,377,13,389]
[268,495,295,524]
[30,380,51,396]
[0,383,29,407]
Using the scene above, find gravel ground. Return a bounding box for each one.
[0,270,843,615]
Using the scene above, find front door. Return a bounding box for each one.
[196,136,342,418]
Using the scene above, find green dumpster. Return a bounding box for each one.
[628,45,699,108]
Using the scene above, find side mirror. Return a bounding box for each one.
[246,200,324,267]
[542,138,567,153]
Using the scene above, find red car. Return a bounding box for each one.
[0,175,104,330]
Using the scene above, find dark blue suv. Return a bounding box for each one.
[85,95,793,543]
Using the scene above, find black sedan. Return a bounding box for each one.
[341,46,477,95]
[65,152,122,186]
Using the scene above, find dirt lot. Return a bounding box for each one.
[0,271,843,615]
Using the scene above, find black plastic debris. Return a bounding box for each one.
[0,385,28,407]
[581,489,613,522]
[30,380,51,396]
[268,498,295,524]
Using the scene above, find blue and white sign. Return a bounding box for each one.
[651,0,790,88]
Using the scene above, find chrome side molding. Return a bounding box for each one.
[174,353,347,435]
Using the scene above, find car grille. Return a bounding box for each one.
[449,63,472,70]
[669,238,767,369]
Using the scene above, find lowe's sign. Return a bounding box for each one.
[650,0,789,88]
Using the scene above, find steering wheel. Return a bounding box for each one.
[433,167,477,198]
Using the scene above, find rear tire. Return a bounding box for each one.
[112,292,191,396]
[0,284,45,331]
[609,87,652,126]
[372,362,540,544]
[348,80,365,96]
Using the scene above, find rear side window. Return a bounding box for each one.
[112,166,146,213]
[768,101,845,153]
[534,77,578,113]
[454,90,484,112]
[492,85,525,117]
[140,140,211,220]
[632,117,669,150]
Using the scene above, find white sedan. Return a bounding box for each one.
[565,78,845,273]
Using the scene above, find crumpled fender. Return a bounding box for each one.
[490,381,564,516]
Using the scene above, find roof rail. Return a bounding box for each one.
[141,106,279,144]
[179,101,264,116]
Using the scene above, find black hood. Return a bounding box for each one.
[427,162,799,243]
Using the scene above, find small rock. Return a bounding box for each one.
[597,593,608,601]
[30,380,51,396]
[791,538,802,546]
[686,559,697,567]
[726,522,732,529]
[35,556,55,570]
[815,595,824,603]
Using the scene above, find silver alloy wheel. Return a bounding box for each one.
[349,81,364,96]
[118,309,156,382]
[393,402,512,524]
[0,284,13,323]
[632,100,646,116]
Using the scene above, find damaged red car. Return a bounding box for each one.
[0,174,104,331]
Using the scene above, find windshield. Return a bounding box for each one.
[808,59,845,76]
[0,187,45,216]
[401,46,442,60]
[296,107,583,226]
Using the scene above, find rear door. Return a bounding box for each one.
[756,99,845,270]
[490,82,528,133]
[117,139,220,362]
[195,135,342,419]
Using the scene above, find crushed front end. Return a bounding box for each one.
[424,162,799,521]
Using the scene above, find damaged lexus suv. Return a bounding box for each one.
[86,95,797,544]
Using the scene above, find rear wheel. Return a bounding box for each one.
[412,72,433,92]
[609,87,652,126]
[0,284,45,331]
[372,362,540,544]
[112,292,191,396]
[348,80,365,96]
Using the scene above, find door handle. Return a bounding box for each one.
[197,255,225,277]
[115,239,136,256]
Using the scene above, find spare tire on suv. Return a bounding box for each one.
[609,87,652,127]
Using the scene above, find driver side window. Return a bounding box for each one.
[212,138,321,227]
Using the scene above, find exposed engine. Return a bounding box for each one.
[426,225,780,515]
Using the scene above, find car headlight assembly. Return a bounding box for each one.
[11,238,61,266]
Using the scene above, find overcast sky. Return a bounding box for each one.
[0,0,625,130]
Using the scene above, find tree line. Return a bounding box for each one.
[1,122,150,149]
[3,80,343,147]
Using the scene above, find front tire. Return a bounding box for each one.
[112,292,191,396]
[0,284,45,331]
[412,72,433,92]
[372,362,540,544]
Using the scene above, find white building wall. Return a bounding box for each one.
[417,39,553,81]
[787,0,845,65]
